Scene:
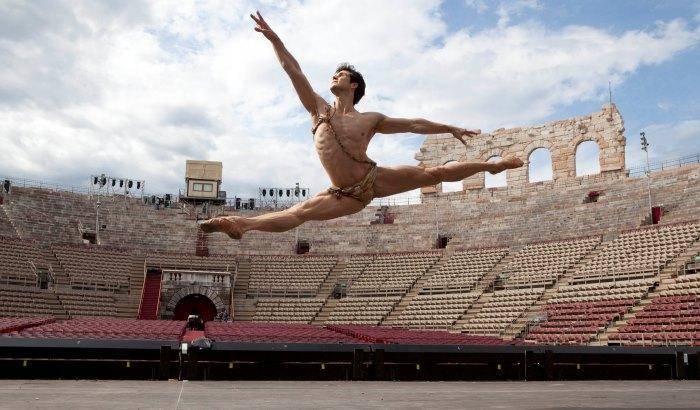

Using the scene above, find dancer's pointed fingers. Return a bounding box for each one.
[250,13,260,24]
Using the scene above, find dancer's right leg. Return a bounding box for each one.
[199,191,365,239]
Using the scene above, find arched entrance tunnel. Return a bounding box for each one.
[173,293,217,322]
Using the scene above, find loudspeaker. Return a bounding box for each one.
[128,180,133,189]
[248,198,255,209]
[235,197,241,210]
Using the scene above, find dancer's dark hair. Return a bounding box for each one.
[336,63,365,105]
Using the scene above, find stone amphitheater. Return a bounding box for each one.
[1,103,699,349]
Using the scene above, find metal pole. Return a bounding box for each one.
[95,187,101,245]
[641,132,653,223]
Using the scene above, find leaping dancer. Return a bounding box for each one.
[200,11,524,239]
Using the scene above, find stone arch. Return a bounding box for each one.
[527,147,554,183]
[441,160,464,193]
[574,139,602,177]
[484,154,507,188]
[570,133,604,177]
[166,285,226,312]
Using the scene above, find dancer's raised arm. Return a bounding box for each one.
[250,11,324,114]
[373,114,481,145]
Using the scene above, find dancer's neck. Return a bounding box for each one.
[333,93,356,114]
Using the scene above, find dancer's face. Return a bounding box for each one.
[330,70,356,95]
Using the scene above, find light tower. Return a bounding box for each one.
[640,132,653,222]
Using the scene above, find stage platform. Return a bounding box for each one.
[1,336,699,381]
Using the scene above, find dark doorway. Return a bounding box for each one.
[173,294,217,322]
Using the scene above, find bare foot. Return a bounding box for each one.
[488,155,524,174]
[198,216,245,240]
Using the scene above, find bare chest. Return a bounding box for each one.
[313,113,375,153]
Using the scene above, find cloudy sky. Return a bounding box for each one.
[1,0,699,198]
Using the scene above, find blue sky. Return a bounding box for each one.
[446,0,700,172]
[0,0,698,197]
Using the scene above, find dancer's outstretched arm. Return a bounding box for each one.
[374,114,481,145]
[250,11,324,114]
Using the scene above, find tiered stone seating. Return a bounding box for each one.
[548,278,656,303]
[0,285,65,317]
[423,248,507,292]
[56,289,118,317]
[335,254,374,284]
[526,278,656,344]
[52,245,133,293]
[463,288,544,336]
[2,317,185,340]
[572,223,700,283]
[252,298,325,323]
[3,187,95,245]
[0,236,45,286]
[347,252,441,295]
[659,273,700,297]
[327,324,513,345]
[394,292,480,330]
[247,255,337,296]
[610,273,700,346]
[502,237,600,288]
[326,296,401,325]
[205,322,362,343]
[0,208,17,237]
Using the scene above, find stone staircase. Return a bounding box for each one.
[381,250,452,327]
[0,202,22,238]
[452,249,518,331]
[316,259,347,298]
[231,258,253,321]
[597,238,700,345]
[453,292,493,330]
[232,258,251,299]
[312,298,338,325]
[233,298,256,322]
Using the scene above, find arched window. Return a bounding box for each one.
[576,140,600,176]
[441,160,463,193]
[484,155,507,188]
[528,148,553,183]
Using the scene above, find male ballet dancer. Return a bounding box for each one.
[200,12,523,239]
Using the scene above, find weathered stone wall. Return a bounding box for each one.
[4,106,697,257]
[415,104,626,193]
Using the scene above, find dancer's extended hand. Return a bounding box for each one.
[250,11,279,42]
[451,127,481,145]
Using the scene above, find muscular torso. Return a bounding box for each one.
[312,108,380,188]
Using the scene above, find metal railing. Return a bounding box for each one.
[627,153,700,177]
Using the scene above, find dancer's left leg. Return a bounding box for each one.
[373,156,523,198]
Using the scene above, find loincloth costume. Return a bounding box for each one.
[312,104,377,206]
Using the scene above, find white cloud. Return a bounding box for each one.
[464,0,489,14]
[496,0,541,28]
[626,119,700,167]
[0,0,699,199]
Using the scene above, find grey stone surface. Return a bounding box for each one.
[1,380,699,409]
